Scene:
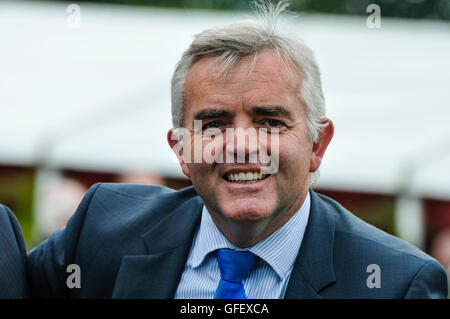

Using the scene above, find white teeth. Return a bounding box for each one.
[225,172,269,182]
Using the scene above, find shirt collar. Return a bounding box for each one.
[189,192,311,280]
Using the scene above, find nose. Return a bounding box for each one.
[225,127,259,164]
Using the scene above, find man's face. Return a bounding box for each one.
[169,50,332,233]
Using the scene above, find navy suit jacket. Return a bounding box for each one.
[27,183,448,298]
[0,205,29,298]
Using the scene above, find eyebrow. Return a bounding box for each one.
[251,105,293,121]
[192,105,293,122]
[193,109,234,120]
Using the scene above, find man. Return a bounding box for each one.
[0,205,28,298]
[27,2,447,298]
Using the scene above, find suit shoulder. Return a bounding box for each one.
[78,183,199,229]
[92,183,198,203]
[96,183,175,200]
[316,193,435,263]
[77,183,200,230]
[314,192,447,297]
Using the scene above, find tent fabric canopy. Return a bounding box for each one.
[1,1,450,200]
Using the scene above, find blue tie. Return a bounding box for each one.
[214,248,258,299]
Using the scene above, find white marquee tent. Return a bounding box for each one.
[1,1,450,244]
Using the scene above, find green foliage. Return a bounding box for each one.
[63,0,450,20]
[0,168,35,249]
[357,197,396,236]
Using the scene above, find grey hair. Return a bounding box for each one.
[171,0,328,185]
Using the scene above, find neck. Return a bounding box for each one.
[208,189,309,248]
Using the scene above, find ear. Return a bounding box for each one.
[309,119,334,172]
[167,129,191,179]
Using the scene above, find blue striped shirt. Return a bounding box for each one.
[174,192,311,299]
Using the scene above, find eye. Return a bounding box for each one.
[202,120,222,130]
[262,119,285,128]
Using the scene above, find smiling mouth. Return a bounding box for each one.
[223,172,271,183]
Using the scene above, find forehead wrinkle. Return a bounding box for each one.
[184,51,303,124]
[204,51,294,86]
[188,51,301,95]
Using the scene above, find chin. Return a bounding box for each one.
[220,202,273,222]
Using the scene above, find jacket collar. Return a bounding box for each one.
[284,189,336,298]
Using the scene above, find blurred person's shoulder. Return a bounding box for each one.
[0,204,24,240]
[0,203,17,221]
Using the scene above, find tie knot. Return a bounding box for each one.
[216,249,258,283]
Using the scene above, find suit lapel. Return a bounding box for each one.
[112,194,203,298]
[284,189,336,298]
